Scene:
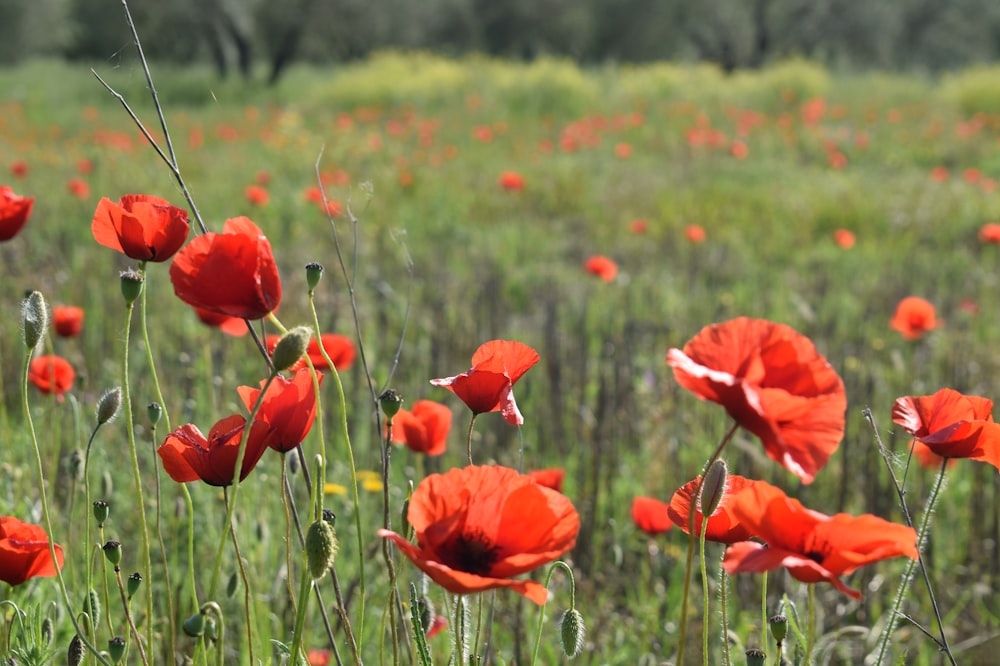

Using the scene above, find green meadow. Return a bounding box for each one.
[3,52,1000,664]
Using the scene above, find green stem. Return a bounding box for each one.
[761,571,768,650]
[700,519,710,666]
[466,413,478,465]
[290,561,314,663]
[382,417,401,666]
[804,584,815,665]
[719,557,731,666]
[113,566,149,666]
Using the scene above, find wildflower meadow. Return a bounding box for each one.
[4,9,1000,666]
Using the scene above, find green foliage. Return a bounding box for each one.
[941,65,1000,116]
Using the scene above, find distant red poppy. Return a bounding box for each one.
[684,224,706,244]
[979,223,1000,244]
[722,480,917,599]
[255,171,271,185]
[963,168,982,184]
[667,317,847,483]
[194,307,248,337]
[730,140,749,159]
[378,465,579,604]
[52,306,84,337]
[67,178,89,199]
[388,399,452,456]
[303,186,324,204]
[629,219,648,234]
[238,368,322,453]
[9,161,28,178]
[157,414,271,486]
[27,355,75,399]
[498,171,525,192]
[828,152,848,169]
[584,255,618,282]
[929,166,949,183]
[833,228,856,249]
[0,186,34,241]
[92,194,190,262]
[892,388,1000,471]
[528,468,565,493]
[890,297,937,340]
[431,339,540,426]
[666,474,759,544]
[170,216,281,320]
[244,185,269,207]
[321,198,343,217]
[0,516,64,586]
[615,142,632,158]
[76,159,93,175]
[631,497,673,536]
[307,649,330,666]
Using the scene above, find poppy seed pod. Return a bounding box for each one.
[305,262,324,290]
[379,389,404,420]
[305,518,338,579]
[119,269,144,305]
[769,614,788,643]
[127,572,142,599]
[97,387,123,426]
[699,459,729,518]
[108,636,126,664]
[102,540,122,567]
[182,612,206,637]
[745,648,766,666]
[560,608,585,658]
[93,500,110,526]
[271,326,312,372]
[147,402,162,427]
[22,290,48,349]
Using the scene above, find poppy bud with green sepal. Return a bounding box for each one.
[561,608,585,658]
[699,459,729,518]
[67,635,84,666]
[306,518,338,579]
[97,388,122,426]
[271,326,312,372]
[22,291,48,349]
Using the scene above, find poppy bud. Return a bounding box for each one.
[103,540,122,567]
[769,614,788,644]
[414,596,435,634]
[127,572,142,599]
[379,389,404,420]
[287,452,300,474]
[271,326,312,372]
[97,387,123,426]
[306,518,338,579]
[93,500,110,526]
[82,589,101,623]
[745,648,766,666]
[560,608,585,658]
[119,269,144,305]
[147,402,162,427]
[67,635,84,666]
[41,617,54,645]
[699,459,729,518]
[182,613,206,637]
[108,636,126,664]
[22,291,48,349]
[305,262,324,290]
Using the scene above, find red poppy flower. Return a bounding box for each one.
[0,186,34,241]
[631,497,673,536]
[157,414,271,486]
[528,468,565,493]
[0,516,64,586]
[378,465,579,605]
[722,480,918,599]
[684,224,706,244]
[67,178,89,199]
[666,474,759,544]
[307,649,330,666]
[833,228,856,249]
[244,185,269,206]
[430,339,540,426]
[891,388,1000,471]
[890,296,938,340]
[667,317,847,484]
[194,307,248,337]
[629,219,648,234]
[266,333,356,372]
[237,369,323,453]
[979,223,1000,244]
[92,194,190,262]
[388,400,452,456]
[930,166,949,183]
[52,306,84,338]
[9,161,28,178]
[76,159,93,175]
[27,355,75,398]
[426,615,448,638]
[730,140,749,159]
[170,216,281,320]
[584,255,618,282]
[498,171,525,191]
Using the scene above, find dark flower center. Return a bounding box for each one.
[443,529,502,576]
[803,550,825,564]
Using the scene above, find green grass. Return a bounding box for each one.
[2,54,1000,664]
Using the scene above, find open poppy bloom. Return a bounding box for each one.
[667,317,846,484]
[244,185,269,206]
[27,355,75,398]
[170,216,281,320]
[528,468,565,493]
[194,307,248,337]
[266,333,356,372]
[631,497,673,536]
[979,223,1000,244]
[684,224,707,244]
[498,171,525,191]
[237,369,322,453]
[52,305,84,337]
[388,400,452,456]
[0,516,64,586]
[666,474,759,544]
[431,340,540,426]
[92,194,190,262]
[1,186,34,241]
[158,414,271,486]
[889,296,937,340]
[891,388,1000,471]
[584,255,618,282]
[378,465,579,604]
[722,480,918,599]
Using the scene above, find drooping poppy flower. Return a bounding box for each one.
[157,414,271,486]
[583,255,618,282]
[388,400,452,456]
[631,497,673,536]
[498,171,525,192]
[170,216,281,320]
[378,465,579,605]
[237,369,323,453]
[684,224,706,243]
[666,474,759,544]
[833,228,856,249]
[891,388,1000,471]
[194,307,248,337]
[528,468,565,494]
[889,296,937,340]
[0,516,64,586]
[244,185,269,206]
[667,317,847,484]
[430,339,540,426]
[52,306,84,338]
[722,480,918,599]
[0,185,34,241]
[92,194,190,262]
[266,333,356,372]
[979,223,1000,244]
[27,355,75,398]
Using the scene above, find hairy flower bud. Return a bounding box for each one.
[22,291,48,349]
[699,459,729,518]
[97,387,123,426]
[271,326,312,372]
[67,635,84,666]
[306,519,338,579]
[560,608,585,658]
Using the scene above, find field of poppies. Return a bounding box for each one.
[3,40,1000,666]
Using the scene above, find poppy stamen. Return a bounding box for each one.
[443,529,502,576]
